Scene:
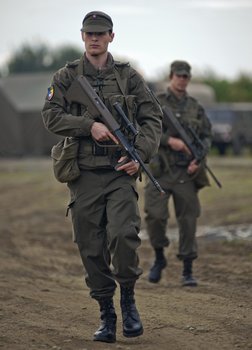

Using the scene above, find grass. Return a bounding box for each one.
[1,156,252,229]
[198,157,252,226]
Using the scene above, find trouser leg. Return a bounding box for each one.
[68,170,117,299]
[144,180,170,282]
[172,182,199,286]
[172,181,200,261]
[144,180,170,248]
[105,177,142,286]
[77,236,117,299]
[69,170,142,298]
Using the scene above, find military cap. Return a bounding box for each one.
[170,60,191,77]
[81,11,113,32]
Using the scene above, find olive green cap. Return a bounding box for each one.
[81,11,113,32]
[170,60,191,77]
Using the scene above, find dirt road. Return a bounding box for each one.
[0,159,252,350]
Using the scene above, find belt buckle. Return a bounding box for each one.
[92,142,108,156]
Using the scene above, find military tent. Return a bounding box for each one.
[0,72,61,157]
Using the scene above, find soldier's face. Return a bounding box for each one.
[170,73,190,93]
[82,31,114,56]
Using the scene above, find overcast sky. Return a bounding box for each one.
[1,0,252,80]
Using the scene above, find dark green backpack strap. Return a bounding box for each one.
[114,62,130,96]
[74,56,85,115]
[113,62,133,120]
[77,56,85,76]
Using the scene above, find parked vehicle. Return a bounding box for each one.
[206,103,252,155]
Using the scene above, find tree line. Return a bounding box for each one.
[1,43,252,103]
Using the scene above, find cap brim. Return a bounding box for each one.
[175,69,190,77]
[81,24,111,32]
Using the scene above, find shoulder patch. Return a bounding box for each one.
[47,86,54,101]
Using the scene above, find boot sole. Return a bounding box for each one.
[148,277,160,283]
[123,327,144,338]
[182,282,198,287]
[93,336,116,343]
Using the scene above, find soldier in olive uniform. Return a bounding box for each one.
[42,11,162,343]
[144,60,212,287]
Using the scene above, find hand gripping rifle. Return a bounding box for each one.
[65,75,165,194]
[162,106,222,188]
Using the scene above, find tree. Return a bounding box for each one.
[4,43,83,75]
[202,72,252,102]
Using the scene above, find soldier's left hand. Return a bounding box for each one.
[116,156,140,175]
[187,159,199,174]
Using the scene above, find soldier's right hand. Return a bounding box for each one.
[91,122,119,144]
[168,137,191,155]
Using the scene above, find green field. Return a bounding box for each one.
[0,156,251,229]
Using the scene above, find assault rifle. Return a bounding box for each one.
[162,106,222,188]
[65,75,165,194]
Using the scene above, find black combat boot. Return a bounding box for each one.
[181,258,198,287]
[93,298,117,343]
[148,248,167,283]
[120,286,143,338]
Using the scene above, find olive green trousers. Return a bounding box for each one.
[68,169,142,300]
[144,174,200,260]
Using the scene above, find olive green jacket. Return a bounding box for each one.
[150,88,212,188]
[42,53,162,169]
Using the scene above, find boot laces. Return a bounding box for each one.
[121,287,135,312]
[99,300,116,325]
